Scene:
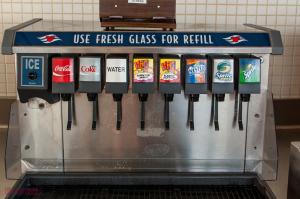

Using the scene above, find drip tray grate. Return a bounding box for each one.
[11,185,266,199]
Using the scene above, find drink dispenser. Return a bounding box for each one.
[183,55,209,130]
[158,54,182,130]
[105,54,129,130]
[78,55,104,130]
[17,54,60,104]
[234,55,261,130]
[52,56,77,130]
[209,55,234,131]
[132,54,155,130]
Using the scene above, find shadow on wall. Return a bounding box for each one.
[0,99,15,126]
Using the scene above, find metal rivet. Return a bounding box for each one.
[24,113,27,116]
[115,4,118,8]
[254,146,257,150]
[157,5,160,8]
[24,145,30,150]
[255,114,260,118]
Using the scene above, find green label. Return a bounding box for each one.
[239,59,260,84]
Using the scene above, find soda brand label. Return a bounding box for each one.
[52,58,74,83]
[21,56,44,87]
[213,59,234,83]
[106,59,127,83]
[186,59,207,84]
[159,59,181,83]
[239,58,261,84]
[133,58,154,83]
[79,57,101,82]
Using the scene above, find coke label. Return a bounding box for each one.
[52,58,74,83]
[79,57,101,82]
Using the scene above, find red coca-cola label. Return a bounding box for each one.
[52,58,74,83]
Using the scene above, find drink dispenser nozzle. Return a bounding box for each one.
[159,55,182,130]
[132,55,155,130]
[78,56,104,130]
[209,55,234,131]
[52,57,77,130]
[234,55,261,131]
[183,55,209,131]
[105,54,129,131]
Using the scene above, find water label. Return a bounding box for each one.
[186,59,207,84]
[159,59,181,83]
[79,57,101,82]
[106,59,127,83]
[239,58,261,84]
[21,56,44,87]
[133,58,154,83]
[52,58,74,83]
[213,59,234,83]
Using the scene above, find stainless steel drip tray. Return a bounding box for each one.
[7,172,275,199]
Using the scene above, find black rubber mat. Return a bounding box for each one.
[9,185,266,199]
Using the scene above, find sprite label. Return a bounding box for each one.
[239,59,260,84]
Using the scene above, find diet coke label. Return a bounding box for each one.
[52,58,74,83]
[79,57,101,82]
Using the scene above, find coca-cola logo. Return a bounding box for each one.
[81,65,96,73]
[54,65,72,72]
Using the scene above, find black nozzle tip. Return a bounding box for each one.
[214,121,220,131]
[141,121,145,130]
[165,121,170,130]
[238,121,244,131]
[92,121,97,131]
[116,121,121,131]
[190,121,195,131]
[67,121,72,131]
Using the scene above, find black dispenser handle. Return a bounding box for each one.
[113,94,123,130]
[87,93,98,131]
[238,94,251,131]
[214,94,225,131]
[138,94,148,130]
[61,94,73,131]
[164,94,174,130]
[188,94,200,131]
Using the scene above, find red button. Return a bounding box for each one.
[52,58,74,83]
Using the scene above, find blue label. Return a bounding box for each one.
[14,32,271,47]
[21,56,44,87]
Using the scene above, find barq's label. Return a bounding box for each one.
[52,58,74,83]
[160,59,181,83]
[128,0,147,4]
[106,59,127,83]
[79,57,101,82]
[239,58,261,84]
[186,59,207,84]
[133,58,154,83]
[213,59,234,83]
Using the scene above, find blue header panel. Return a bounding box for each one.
[14,32,271,47]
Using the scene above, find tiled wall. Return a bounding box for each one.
[0,0,300,98]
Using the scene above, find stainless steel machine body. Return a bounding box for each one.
[2,19,281,181]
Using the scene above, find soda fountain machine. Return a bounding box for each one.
[2,19,283,198]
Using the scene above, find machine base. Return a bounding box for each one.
[7,173,275,199]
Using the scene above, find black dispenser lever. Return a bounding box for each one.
[188,94,200,130]
[164,94,174,130]
[105,54,129,131]
[61,94,73,130]
[234,55,261,131]
[209,55,235,131]
[139,94,148,130]
[158,55,182,131]
[132,55,155,130]
[183,55,209,131]
[78,56,104,131]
